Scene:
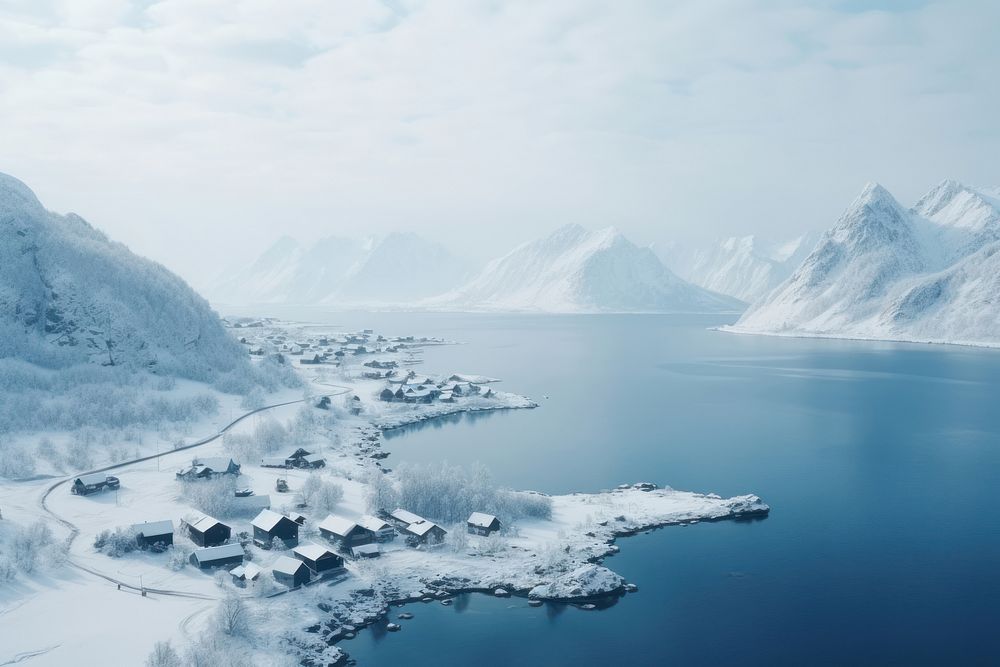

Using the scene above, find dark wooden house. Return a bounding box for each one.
[71,472,119,496]
[292,543,344,574]
[251,509,299,549]
[467,512,502,536]
[186,515,232,547]
[272,555,311,588]
[189,544,244,569]
[318,515,375,550]
[132,520,174,548]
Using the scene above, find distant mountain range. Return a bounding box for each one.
[663,233,819,303]
[208,232,472,306]
[0,173,245,379]
[726,180,1000,347]
[423,225,743,313]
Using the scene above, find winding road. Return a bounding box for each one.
[37,385,352,599]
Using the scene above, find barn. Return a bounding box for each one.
[389,508,426,530]
[292,543,344,574]
[272,555,311,588]
[357,515,396,542]
[185,515,232,547]
[251,509,299,549]
[71,473,119,496]
[318,515,375,550]
[230,562,262,587]
[189,544,245,569]
[404,520,447,545]
[132,520,174,548]
[467,512,502,536]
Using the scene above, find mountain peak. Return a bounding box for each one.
[0,172,44,214]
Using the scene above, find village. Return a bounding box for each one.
[1,321,768,666]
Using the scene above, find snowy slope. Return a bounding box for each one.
[727,180,1000,347]
[665,233,819,303]
[424,225,743,313]
[0,173,246,379]
[208,233,469,306]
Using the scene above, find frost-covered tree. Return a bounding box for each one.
[364,468,399,515]
[299,473,343,515]
[145,641,182,667]
[214,592,249,637]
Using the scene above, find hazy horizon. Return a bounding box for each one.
[2,0,998,287]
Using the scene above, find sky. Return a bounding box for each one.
[1,0,998,286]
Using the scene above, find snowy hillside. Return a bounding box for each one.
[424,225,743,313]
[664,233,819,303]
[727,181,1000,347]
[0,173,246,380]
[208,232,470,306]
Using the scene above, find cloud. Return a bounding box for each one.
[0,0,997,284]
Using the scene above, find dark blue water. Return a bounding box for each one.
[232,309,1000,665]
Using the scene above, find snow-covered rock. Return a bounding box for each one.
[528,565,625,600]
[208,232,471,306]
[0,172,246,379]
[664,232,819,303]
[425,224,742,313]
[727,180,1000,347]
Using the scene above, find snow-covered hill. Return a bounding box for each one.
[727,180,1000,347]
[664,233,819,303]
[209,232,470,306]
[424,225,743,313]
[0,173,246,379]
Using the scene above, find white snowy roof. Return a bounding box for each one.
[318,515,358,537]
[76,472,108,486]
[252,509,290,532]
[188,514,224,533]
[406,521,444,537]
[293,543,335,561]
[132,520,173,537]
[261,456,287,466]
[467,512,499,529]
[191,544,244,564]
[390,508,425,526]
[194,457,237,471]
[357,515,391,533]
[352,543,380,556]
[272,555,308,576]
[230,562,262,580]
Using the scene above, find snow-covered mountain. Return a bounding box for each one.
[727,180,1000,347]
[0,173,246,379]
[424,225,743,313]
[664,233,819,303]
[209,232,470,306]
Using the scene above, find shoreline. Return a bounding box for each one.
[716,324,1000,351]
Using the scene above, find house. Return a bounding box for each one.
[193,457,241,476]
[403,520,447,545]
[71,472,119,495]
[284,448,311,466]
[364,359,398,369]
[185,515,232,547]
[288,511,306,525]
[189,544,244,569]
[292,543,345,574]
[251,509,299,549]
[467,512,502,536]
[357,515,396,542]
[318,515,375,549]
[379,387,396,402]
[261,456,289,469]
[389,508,426,529]
[351,543,380,559]
[230,562,262,587]
[272,555,311,588]
[132,520,174,548]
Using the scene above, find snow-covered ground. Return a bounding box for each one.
[0,319,768,666]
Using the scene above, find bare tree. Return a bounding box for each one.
[214,591,249,637]
[146,641,182,667]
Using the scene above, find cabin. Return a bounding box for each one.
[71,472,119,496]
[190,544,244,570]
[467,512,502,536]
[176,457,241,480]
[272,555,311,588]
[379,387,396,402]
[298,453,326,469]
[261,456,289,469]
[292,543,345,574]
[351,543,380,559]
[132,520,174,548]
[251,509,299,549]
[403,520,447,545]
[318,515,375,549]
[357,515,396,542]
[185,515,232,547]
[284,448,311,466]
[230,562,262,587]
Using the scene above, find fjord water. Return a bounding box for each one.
[242,309,1000,664]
